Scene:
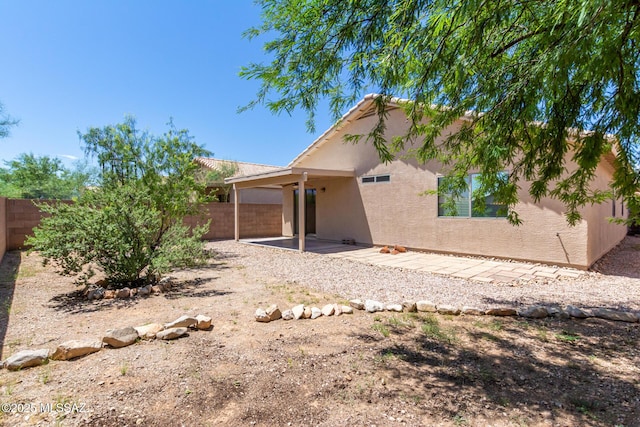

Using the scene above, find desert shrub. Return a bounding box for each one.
[27,117,211,287]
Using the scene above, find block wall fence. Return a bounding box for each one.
[0,199,282,262]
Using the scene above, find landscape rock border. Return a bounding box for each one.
[255,298,639,324]
[1,313,213,371]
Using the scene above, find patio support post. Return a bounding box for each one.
[233,184,239,241]
[298,172,307,252]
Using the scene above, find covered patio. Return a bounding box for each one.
[225,166,355,252]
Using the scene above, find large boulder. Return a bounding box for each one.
[51,340,102,361]
[3,349,49,371]
[103,327,139,348]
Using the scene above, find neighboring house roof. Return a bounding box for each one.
[195,158,282,178]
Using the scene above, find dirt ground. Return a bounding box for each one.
[0,242,638,427]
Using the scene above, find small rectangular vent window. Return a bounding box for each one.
[361,174,390,184]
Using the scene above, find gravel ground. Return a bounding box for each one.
[208,235,640,312]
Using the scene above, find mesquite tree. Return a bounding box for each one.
[241,0,640,224]
[28,117,212,287]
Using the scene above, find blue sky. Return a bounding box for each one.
[0,1,335,168]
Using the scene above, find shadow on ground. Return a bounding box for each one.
[351,314,639,426]
[47,277,231,314]
[0,252,20,359]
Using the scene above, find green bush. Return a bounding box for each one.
[27,117,212,288]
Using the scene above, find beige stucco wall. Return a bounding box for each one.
[583,161,628,265]
[233,187,282,204]
[286,107,626,268]
[282,186,295,237]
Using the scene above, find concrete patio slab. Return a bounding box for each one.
[240,237,585,283]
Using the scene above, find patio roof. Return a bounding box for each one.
[226,167,355,253]
[225,166,355,189]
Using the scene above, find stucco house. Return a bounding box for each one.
[195,158,283,204]
[226,95,627,269]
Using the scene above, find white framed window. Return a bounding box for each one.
[437,172,508,218]
[361,174,390,184]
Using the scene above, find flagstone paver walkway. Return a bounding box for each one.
[242,237,585,283]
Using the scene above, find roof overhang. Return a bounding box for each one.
[225,167,355,189]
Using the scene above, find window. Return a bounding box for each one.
[437,172,508,218]
[361,174,390,184]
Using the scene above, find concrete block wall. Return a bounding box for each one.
[0,200,282,259]
[185,203,282,239]
[0,198,6,262]
[5,199,49,250]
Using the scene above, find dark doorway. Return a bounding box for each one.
[293,189,316,235]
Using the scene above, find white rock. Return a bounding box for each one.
[565,305,591,318]
[593,308,638,323]
[546,306,570,319]
[282,309,294,320]
[461,306,485,315]
[195,314,213,330]
[255,308,270,323]
[103,327,139,348]
[321,304,335,317]
[402,301,417,312]
[349,299,365,310]
[386,304,403,312]
[485,308,517,316]
[333,304,342,316]
[518,306,549,319]
[341,305,354,314]
[437,304,460,315]
[164,315,197,329]
[115,288,131,299]
[3,349,49,371]
[416,300,437,312]
[365,300,385,313]
[266,304,282,321]
[134,323,164,339]
[51,340,102,361]
[156,327,188,340]
[87,287,105,301]
[138,285,152,296]
[310,307,322,319]
[302,306,312,319]
[292,304,305,320]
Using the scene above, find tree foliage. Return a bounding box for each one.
[27,117,212,287]
[242,0,640,224]
[0,101,18,139]
[0,153,93,199]
[202,160,239,202]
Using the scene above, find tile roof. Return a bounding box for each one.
[195,158,282,179]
